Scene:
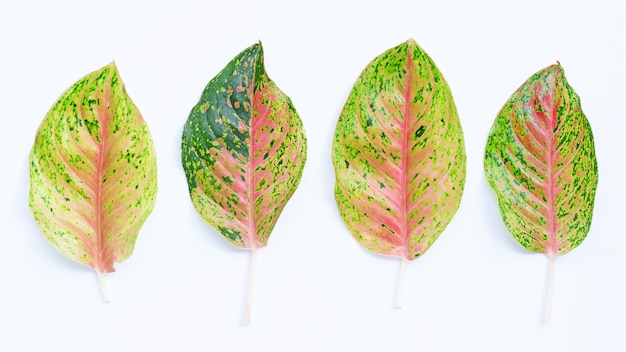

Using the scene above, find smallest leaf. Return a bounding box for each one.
[484,63,597,257]
[29,61,158,299]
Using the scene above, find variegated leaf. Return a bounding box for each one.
[181,42,307,250]
[332,39,466,261]
[29,62,158,275]
[484,63,598,256]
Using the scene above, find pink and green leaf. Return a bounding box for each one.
[332,39,466,261]
[484,63,598,256]
[29,62,158,274]
[181,43,307,249]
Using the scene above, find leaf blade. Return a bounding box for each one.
[484,64,598,255]
[181,43,307,249]
[29,62,158,273]
[332,39,466,260]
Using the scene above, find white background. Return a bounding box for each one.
[1,0,625,351]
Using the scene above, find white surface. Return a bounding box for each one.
[1,0,625,351]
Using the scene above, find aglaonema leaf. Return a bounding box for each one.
[332,39,466,305]
[484,64,597,256]
[484,63,598,321]
[29,62,158,299]
[181,43,306,323]
[181,42,306,249]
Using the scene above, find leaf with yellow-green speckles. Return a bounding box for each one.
[181,42,306,323]
[29,62,157,296]
[484,63,597,321]
[332,39,466,306]
[485,63,597,256]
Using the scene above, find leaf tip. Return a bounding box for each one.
[549,61,564,72]
[104,60,118,72]
[250,41,263,53]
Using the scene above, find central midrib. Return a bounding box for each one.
[399,44,414,260]
[95,85,109,272]
[545,93,558,257]
[247,78,258,250]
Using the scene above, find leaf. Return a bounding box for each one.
[181,43,307,249]
[484,63,598,323]
[181,42,306,323]
[332,39,466,261]
[484,63,598,256]
[29,62,158,277]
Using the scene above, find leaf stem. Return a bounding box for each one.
[544,254,555,324]
[395,257,407,309]
[97,270,111,303]
[244,248,257,325]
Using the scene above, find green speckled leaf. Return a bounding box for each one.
[29,62,158,275]
[181,42,306,250]
[332,39,466,261]
[484,63,598,257]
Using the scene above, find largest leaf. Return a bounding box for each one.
[29,62,158,277]
[332,39,466,262]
